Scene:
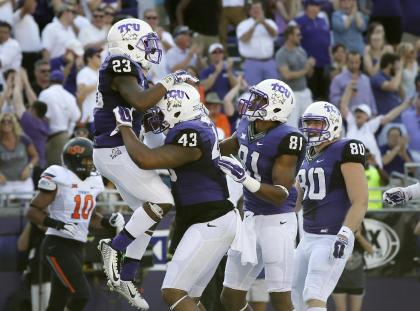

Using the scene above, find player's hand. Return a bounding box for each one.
[158,70,199,91]
[60,223,78,238]
[383,187,411,206]
[218,155,246,183]
[109,212,125,228]
[329,226,352,261]
[111,106,134,136]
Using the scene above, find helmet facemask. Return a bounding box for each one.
[136,32,162,65]
[239,87,269,121]
[145,107,170,134]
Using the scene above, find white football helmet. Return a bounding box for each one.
[299,101,342,146]
[145,83,204,133]
[239,79,295,122]
[107,18,162,70]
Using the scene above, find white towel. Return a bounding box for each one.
[230,210,258,266]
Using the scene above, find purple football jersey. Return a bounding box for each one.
[93,54,147,148]
[165,118,229,207]
[236,119,306,215]
[297,139,366,235]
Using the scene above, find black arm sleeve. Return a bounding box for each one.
[278,132,307,157]
[341,139,367,166]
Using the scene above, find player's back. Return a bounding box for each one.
[297,138,366,235]
[236,119,306,215]
[93,54,147,148]
[39,165,104,242]
[165,117,230,209]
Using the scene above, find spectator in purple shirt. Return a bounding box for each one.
[370,0,403,47]
[370,53,403,120]
[401,96,420,162]
[330,51,377,114]
[401,0,420,45]
[199,43,237,100]
[293,0,331,100]
[380,126,414,175]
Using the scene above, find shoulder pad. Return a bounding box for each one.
[39,165,72,187]
[341,139,366,165]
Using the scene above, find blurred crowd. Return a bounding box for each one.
[1,0,420,211]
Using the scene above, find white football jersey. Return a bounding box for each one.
[39,165,104,242]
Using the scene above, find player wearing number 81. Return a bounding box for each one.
[218,79,306,311]
[26,138,125,311]
[292,101,368,311]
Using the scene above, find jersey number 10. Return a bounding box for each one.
[71,194,95,220]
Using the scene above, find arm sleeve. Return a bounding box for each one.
[278,132,307,157]
[106,55,139,78]
[341,139,367,166]
[169,128,204,151]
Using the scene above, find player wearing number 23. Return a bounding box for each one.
[292,101,368,311]
[113,82,240,311]
[26,138,125,311]
[218,79,306,311]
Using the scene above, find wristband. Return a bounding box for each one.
[43,216,65,230]
[242,175,261,193]
[338,226,353,240]
[406,183,420,201]
[100,217,114,230]
[274,185,289,197]
[158,75,174,91]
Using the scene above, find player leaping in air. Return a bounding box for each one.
[292,101,369,311]
[93,18,197,309]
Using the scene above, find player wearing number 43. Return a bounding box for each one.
[217,79,306,311]
[292,101,369,311]
[113,82,241,311]
[93,18,198,309]
[26,138,125,311]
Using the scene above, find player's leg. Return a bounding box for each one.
[291,235,310,311]
[246,278,269,311]
[43,237,90,311]
[303,235,355,311]
[162,210,237,310]
[332,292,347,311]
[221,215,264,311]
[348,291,364,311]
[259,213,297,311]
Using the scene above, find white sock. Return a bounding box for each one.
[307,308,326,311]
[126,233,153,260]
[125,206,156,238]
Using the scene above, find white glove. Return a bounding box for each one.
[218,155,261,193]
[383,187,411,206]
[111,106,134,136]
[158,70,199,91]
[109,212,125,228]
[61,223,78,238]
[329,226,353,262]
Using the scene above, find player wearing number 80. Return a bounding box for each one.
[292,101,368,311]
[218,79,306,311]
[26,138,125,311]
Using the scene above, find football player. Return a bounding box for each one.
[113,82,240,311]
[215,79,306,311]
[383,182,420,206]
[292,101,368,311]
[93,18,197,307]
[26,137,125,311]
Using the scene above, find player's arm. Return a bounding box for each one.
[340,141,369,233]
[294,181,303,213]
[119,126,202,169]
[26,189,57,227]
[219,132,240,156]
[252,154,297,205]
[112,75,168,112]
[90,210,125,232]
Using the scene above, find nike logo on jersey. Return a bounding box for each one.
[280,221,287,225]
[316,159,324,163]
[256,142,263,146]
[207,223,217,227]
[127,284,137,299]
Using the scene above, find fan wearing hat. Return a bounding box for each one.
[166,25,205,73]
[340,82,411,168]
[204,92,231,138]
[200,43,237,102]
[50,39,84,95]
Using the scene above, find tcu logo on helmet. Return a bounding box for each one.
[117,23,141,41]
[165,90,190,100]
[271,82,291,98]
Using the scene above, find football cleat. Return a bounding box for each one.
[98,239,121,287]
[108,280,149,310]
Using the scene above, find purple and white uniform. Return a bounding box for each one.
[224,119,306,293]
[292,138,366,310]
